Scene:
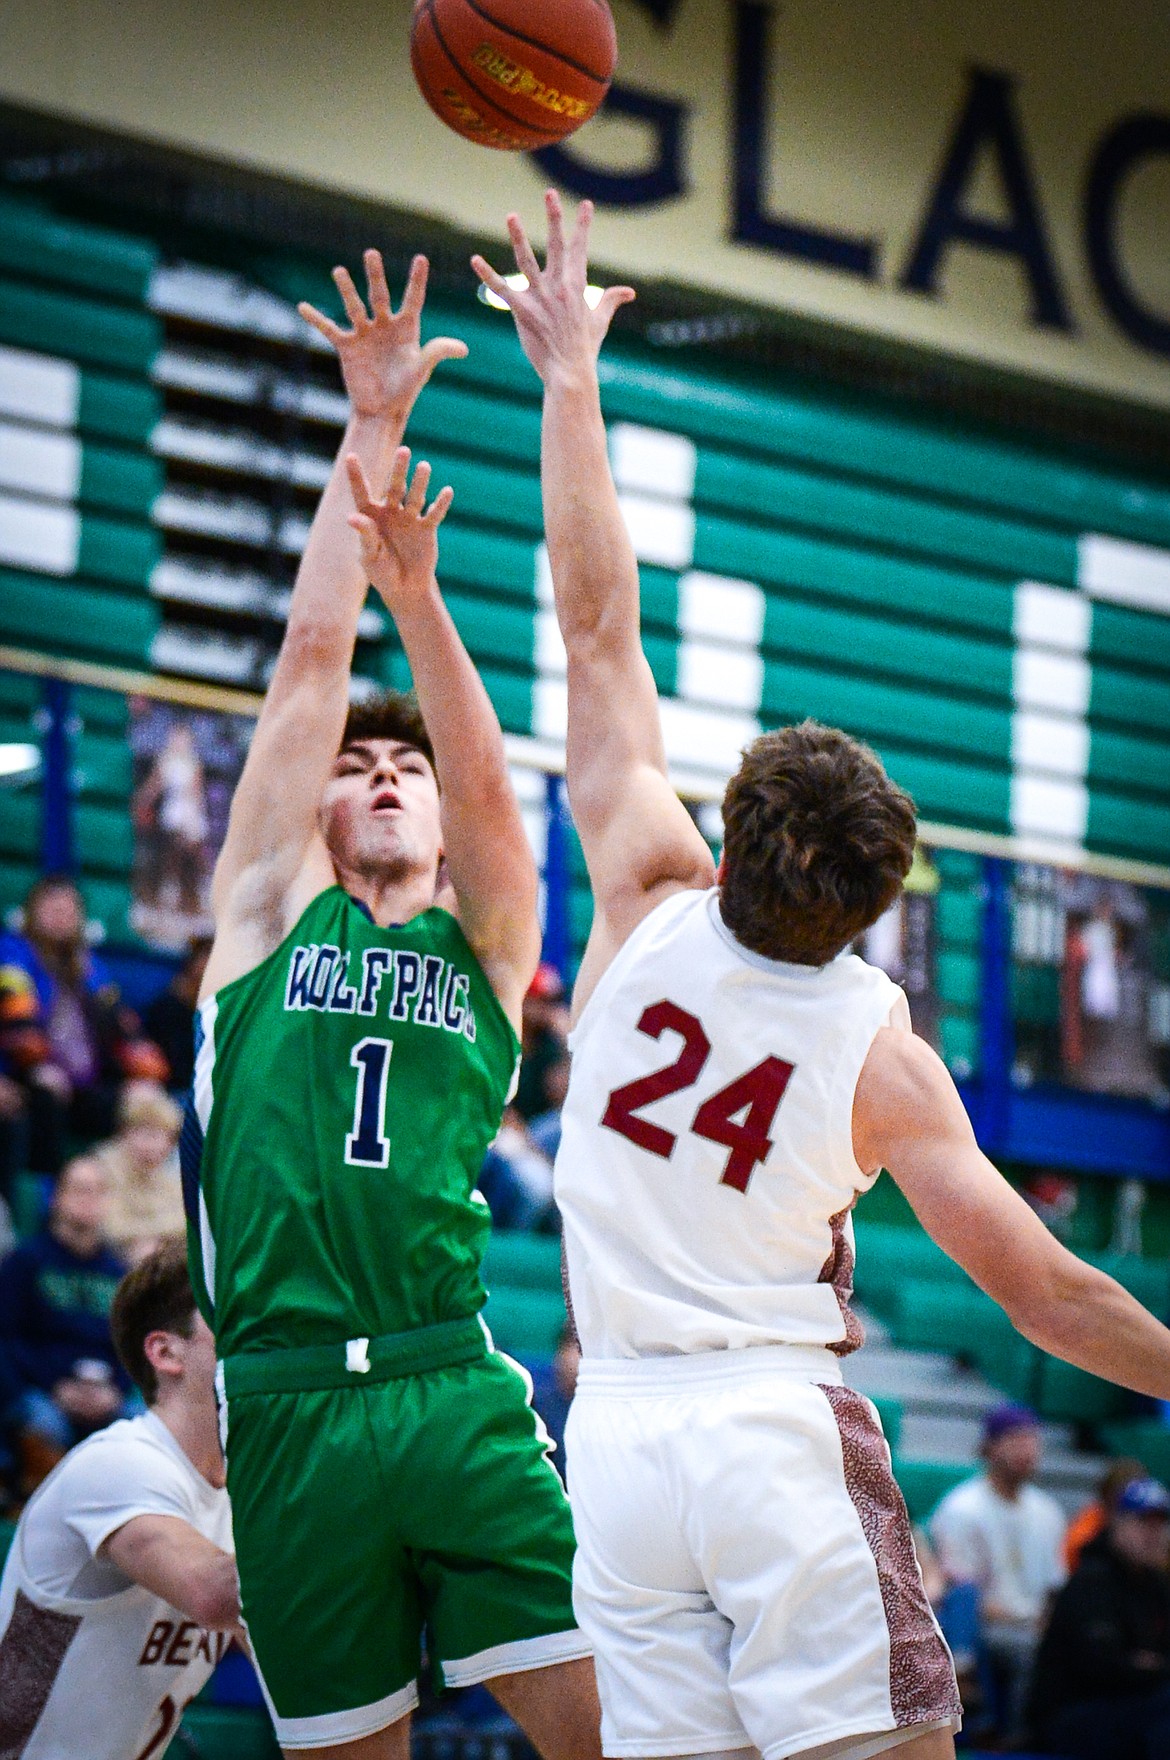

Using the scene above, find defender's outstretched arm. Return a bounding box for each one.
[855,1027,1170,1399]
[473,195,714,1002]
[207,254,466,986]
[347,452,541,1028]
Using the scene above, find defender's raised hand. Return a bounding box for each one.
[472,190,635,384]
[346,448,454,607]
[298,251,468,420]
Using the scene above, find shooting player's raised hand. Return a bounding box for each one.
[299,250,467,421]
[472,190,635,386]
[346,448,453,610]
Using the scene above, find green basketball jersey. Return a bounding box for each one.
[182,887,520,1357]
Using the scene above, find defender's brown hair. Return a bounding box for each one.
[720,721,917,966]
[110,1240,197,1405]
[339,690,434,769]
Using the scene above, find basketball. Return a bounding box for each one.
[411,0,617,151]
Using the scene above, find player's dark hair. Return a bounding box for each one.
[719,721,917,966]
[110,1240,198,1405]
[339,690,434,769]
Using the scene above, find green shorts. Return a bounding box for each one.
[219,1317,588,1751]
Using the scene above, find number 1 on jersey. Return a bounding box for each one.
[346,1036,394,1167]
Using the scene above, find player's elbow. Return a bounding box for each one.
[1000,1251,1106,1354]
[188,1558,241,1631]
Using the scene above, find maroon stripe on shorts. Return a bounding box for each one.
[0,1589,82,1757]
[818,1205,865,1357]
[821,1384,962,1728]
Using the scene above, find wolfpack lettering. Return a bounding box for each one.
[138,1620,229,1668]
[284,944,478,1041]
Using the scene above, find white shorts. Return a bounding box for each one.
[565,1346,962,1760]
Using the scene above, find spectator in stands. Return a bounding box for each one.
[531,1321,581,1483]
[0,1070,26,1212]
[1064,1454,1148,1573]
[1029,1476,1170,1758]
[142,934,211,1093]
[93,1081,185,1265]
[515,962,570,1119]
[0,875,167,1172]
[529,1053,571,1164]
[0,1153,133,1486]
[477,1107,556,1231]
[930,1403,1066,1742]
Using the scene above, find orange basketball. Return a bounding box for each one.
[411,0,617,151]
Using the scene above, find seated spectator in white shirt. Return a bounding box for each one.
[0,1241,239,1760]
[930,1402,1066,1741]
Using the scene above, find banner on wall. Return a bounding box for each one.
[2,0,1168,408]
[128,699,250,952]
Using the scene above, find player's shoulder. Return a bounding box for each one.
[52,1415,193,1501]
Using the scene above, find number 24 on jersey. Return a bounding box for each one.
[601,1000,794,1194]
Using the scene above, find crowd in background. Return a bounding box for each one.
[1,875,1169,1755]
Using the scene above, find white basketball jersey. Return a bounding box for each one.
[0,1413,233,1760]
[557,887,903,1359]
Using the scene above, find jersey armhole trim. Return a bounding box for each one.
[824,975,906,1194]
[567,887,712,1053]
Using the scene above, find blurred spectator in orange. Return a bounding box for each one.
[93,1082,185,1265]
[143,935,212,1093]
[0,877,167,1172]
[1065,1456,1148,1573]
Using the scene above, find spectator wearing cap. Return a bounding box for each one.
[0,876,167,1174]
[1028,1477,1170,1759]
[515,962,570,1121]
[930,1403,1066,1740]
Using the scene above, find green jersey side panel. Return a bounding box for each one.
[184,888,519,1356]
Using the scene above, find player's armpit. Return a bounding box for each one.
[853,1029,1170,1400]
[102,1515,241,1632]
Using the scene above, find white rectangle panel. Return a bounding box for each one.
[0,347,79,428]
[1011,710,1090,778]
[1013,581,1091,654]
[1010,773,1089,841]
[1013,647,1091,716]
[535,607,567,676]
[618,492,695,569]
[0,424,81,501]
[659,696,758,775]
[679,571,765,645]
[609,424,696,501]
[1079,533,1170,616]
[150,624,260,683]
[678,640,763,711]
[0,493,80,573]
[533,675,568,742]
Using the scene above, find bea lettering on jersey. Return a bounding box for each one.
[139,1617,230,1671]
[283,942,478,1042]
